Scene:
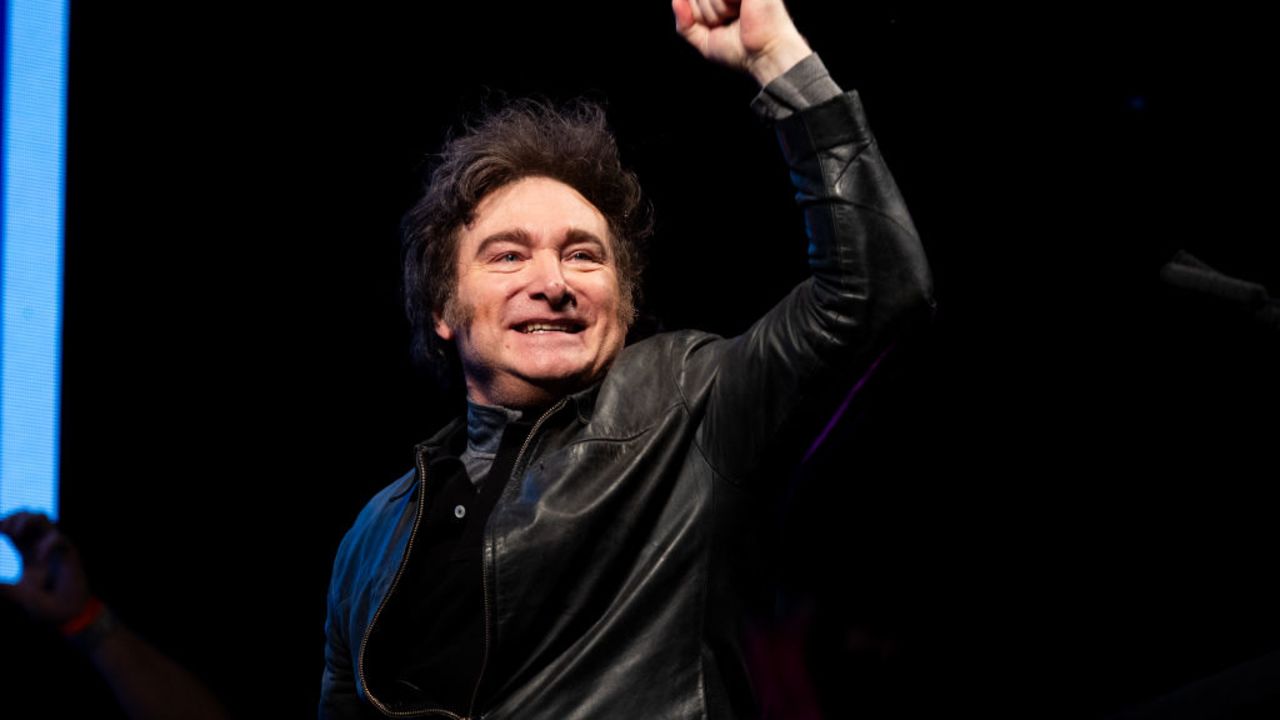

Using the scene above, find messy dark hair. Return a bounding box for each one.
[401,97,652,391]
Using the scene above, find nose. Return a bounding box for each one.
[528,251,573,309]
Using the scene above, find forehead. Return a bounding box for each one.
[460,176,610,252]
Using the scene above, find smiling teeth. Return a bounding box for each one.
[522,323,572,333]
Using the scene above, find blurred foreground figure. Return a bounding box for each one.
[0,512,230,720]
[320,1,935,717]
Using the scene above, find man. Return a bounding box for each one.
[321,0,935,717]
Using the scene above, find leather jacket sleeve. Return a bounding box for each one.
[320,535,366,719]
[688,88,936,484]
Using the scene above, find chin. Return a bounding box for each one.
[513,353,592,382]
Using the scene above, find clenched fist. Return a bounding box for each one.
[672,0,812,86]
[0,511,90,625]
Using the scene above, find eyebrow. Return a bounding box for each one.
[472,228,611,260]
[564,229,610,258]
[473,229,532,259]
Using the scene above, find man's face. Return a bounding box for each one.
[434,176,628,409]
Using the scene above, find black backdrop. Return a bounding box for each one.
[3,3,1278,717]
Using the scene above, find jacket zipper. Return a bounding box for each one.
[358,444,465,720]
[465,397,568,719]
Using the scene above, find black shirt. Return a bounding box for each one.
[367,403,530,714]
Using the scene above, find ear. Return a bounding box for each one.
[433,312,455,342]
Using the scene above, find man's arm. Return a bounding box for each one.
[672,0,936,482]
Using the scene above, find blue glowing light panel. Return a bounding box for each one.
[1,0,69,584]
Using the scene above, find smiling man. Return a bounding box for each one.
[320,1,935,718]
[436,176,630,409]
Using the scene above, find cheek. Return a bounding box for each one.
[586,274,623,311]
[593,290,628,345]
[452,276,514,329]
[440,291,482,342]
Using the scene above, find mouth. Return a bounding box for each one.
[513,321,586,334]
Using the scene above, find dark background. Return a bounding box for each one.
[3,2,1278,717]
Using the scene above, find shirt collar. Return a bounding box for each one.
[465,400,524,457]
[417,377,604,457]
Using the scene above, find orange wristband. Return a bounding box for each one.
[60,596,105,637]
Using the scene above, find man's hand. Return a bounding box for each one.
[672,0,812,87]
[0,511,91,625]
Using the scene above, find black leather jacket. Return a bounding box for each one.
[321,89,935,719]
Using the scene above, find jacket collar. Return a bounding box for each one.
[417,378,603,457]
[567,378,602,425]
[396,382,599,503]
[417,415,465,457]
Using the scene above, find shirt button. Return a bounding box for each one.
[454,504,466,519]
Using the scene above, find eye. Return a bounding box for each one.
[566,249,602,263]
[495,251,522,263]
